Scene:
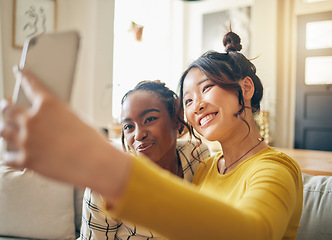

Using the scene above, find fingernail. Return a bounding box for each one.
[0,99,8,111]
[12,65,22,78]
[2,152,12,166]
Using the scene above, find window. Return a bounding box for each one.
[305,56,332,85]
[304,18,332,85]
[112,0,179,121]
[306,20,332,49]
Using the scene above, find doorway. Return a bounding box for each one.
[295,11,332,151]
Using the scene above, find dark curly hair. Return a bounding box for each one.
[120,80,192,151]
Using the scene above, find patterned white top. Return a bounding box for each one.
[79,139,210,240]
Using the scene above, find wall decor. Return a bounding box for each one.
[13,0,57,48]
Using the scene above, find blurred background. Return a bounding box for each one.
[1,0,332,151]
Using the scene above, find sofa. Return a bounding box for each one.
[0,164,84,240]
[297,173,332,240]
[0,140,331,239]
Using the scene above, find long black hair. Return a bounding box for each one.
[178,31,264,149]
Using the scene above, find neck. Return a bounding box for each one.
[218,120,266,171]
[223,136,264,174]
[156,143,180,175]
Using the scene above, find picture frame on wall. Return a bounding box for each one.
[13,0,57,48]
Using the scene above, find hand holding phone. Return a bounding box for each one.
[6,31,80,152]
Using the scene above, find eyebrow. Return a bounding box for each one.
[121,108,160,123]
[140,108,160,117]
[183,78,209,98]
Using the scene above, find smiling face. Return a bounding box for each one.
[121,90,178,165]
[183,68,243,142]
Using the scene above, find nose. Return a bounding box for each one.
[134,126,148,141]
[194,100,206,114]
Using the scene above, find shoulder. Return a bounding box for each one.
[253,147,301,172]
[81,188,121,238]
[176,139,210,181]
[82,188,106,216]
[199,152,222,169]
[176,139,210,161]
[192,152,223,184]
[248,147,302,186]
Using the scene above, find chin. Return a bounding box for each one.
[201,131,220,142]
[141,153,157,162]
[204,136,218,142]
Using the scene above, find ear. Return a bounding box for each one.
[239,76,255,101]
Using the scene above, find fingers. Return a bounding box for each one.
[2,151,24,168]
[0,122,19,145]
[1,99,26,124]
[20,69,53,106]
[0,99,27,149]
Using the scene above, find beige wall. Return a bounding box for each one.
[56,0,114,127]
[0,6,3,100]
[0,0,21,100]
[1,0,332,146]
[0,0,114,128]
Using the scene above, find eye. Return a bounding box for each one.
[123,124,134,131]
[144,116,158,124]
[184,98,192,107]
[202,84,214,93]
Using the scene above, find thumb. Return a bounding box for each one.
[20,69,54,105]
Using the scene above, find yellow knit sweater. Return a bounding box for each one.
[109,147,303,240]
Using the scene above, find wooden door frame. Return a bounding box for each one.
[295,11,332,150]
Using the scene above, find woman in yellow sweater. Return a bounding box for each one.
[1,31,303,240]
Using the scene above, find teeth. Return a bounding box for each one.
[200,113,215,126]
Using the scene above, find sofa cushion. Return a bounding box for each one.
[0,164,76,240]
[297,173,332,240]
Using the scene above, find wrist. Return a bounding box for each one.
[82,140,132,207]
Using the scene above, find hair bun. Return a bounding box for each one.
[223,31,242,52]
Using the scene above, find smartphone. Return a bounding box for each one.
[5,31,80,152]
[12,30,80,107]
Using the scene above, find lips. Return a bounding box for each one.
[135,142,154,153]
[199,113,217,127]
